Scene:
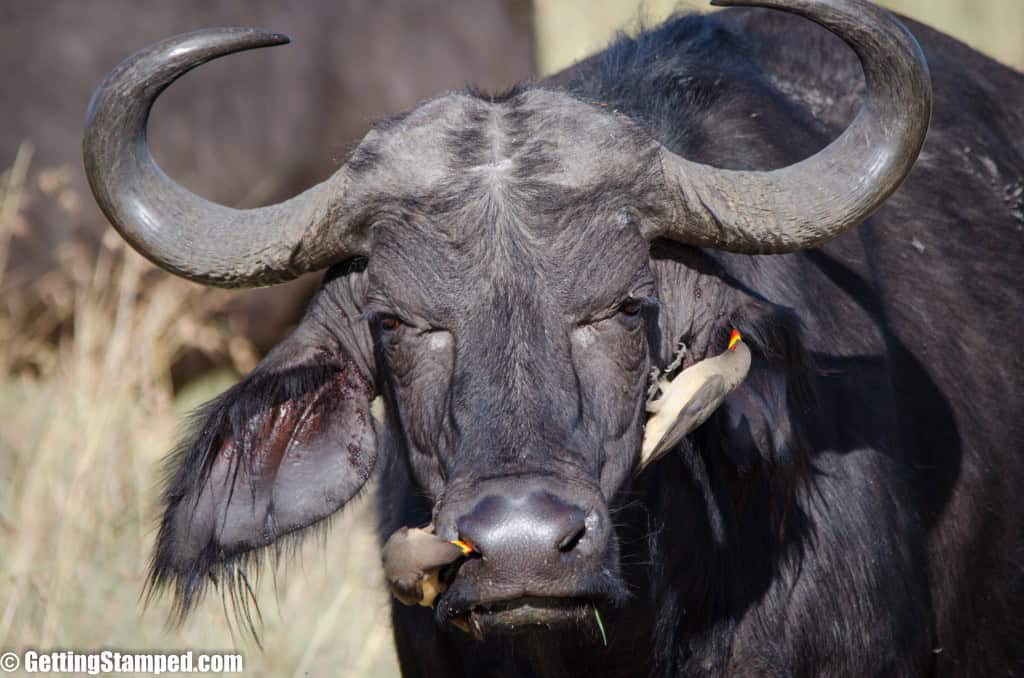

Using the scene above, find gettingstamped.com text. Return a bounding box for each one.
[1,649,243,674]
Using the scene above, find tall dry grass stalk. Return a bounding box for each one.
[0,142,34,293]
[0,154,399,675]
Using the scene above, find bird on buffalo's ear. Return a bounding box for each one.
[640,329,751,472]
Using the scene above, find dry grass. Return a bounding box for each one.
[533,0,1024,75]
[0,153,400,676]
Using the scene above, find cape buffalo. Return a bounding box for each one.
[82,0,1023,675]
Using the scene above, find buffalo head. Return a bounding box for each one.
[83,0,930,638]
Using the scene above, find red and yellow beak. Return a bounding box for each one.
[450,539,476,556]
[728,328,742,351]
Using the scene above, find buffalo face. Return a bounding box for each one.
[360,114,660,625]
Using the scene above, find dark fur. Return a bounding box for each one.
[149,8,1023,677]
[384,10,1024,676]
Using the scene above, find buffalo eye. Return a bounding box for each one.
[619,299,644,317]
[379,315,402,332]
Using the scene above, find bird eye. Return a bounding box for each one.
[619,299,643,317]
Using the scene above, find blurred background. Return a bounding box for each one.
[0,2,1019,675]
[534,0,1024,75]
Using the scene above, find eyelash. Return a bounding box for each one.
[619,294,657,319]
[369,310,405,334]
[619,299,644,316]
[373,298,652,333]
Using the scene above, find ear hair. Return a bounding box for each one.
[145,269,378,633]
[719,364,793,471]
[709,305,813,472]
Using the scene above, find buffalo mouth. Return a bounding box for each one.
[446,596,600,639]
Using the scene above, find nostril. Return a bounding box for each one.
[557,524,587,553]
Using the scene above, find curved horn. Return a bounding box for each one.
[83,28,370,287]
[652,0,932,253]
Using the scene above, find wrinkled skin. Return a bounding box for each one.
[363,99,658,623]
[128,7,1024,678]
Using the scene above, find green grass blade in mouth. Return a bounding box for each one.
[592,605,608,647]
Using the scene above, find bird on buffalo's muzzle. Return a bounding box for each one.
[382,526,475,607]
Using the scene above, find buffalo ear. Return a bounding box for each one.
[716,363,795,473]
[147,277,377,620]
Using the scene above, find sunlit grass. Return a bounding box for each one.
[0,151,400,676]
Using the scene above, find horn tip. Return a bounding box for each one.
[227,27,290,48]
[261,31,291,46]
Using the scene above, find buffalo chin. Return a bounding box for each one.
[448,597,593,638]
